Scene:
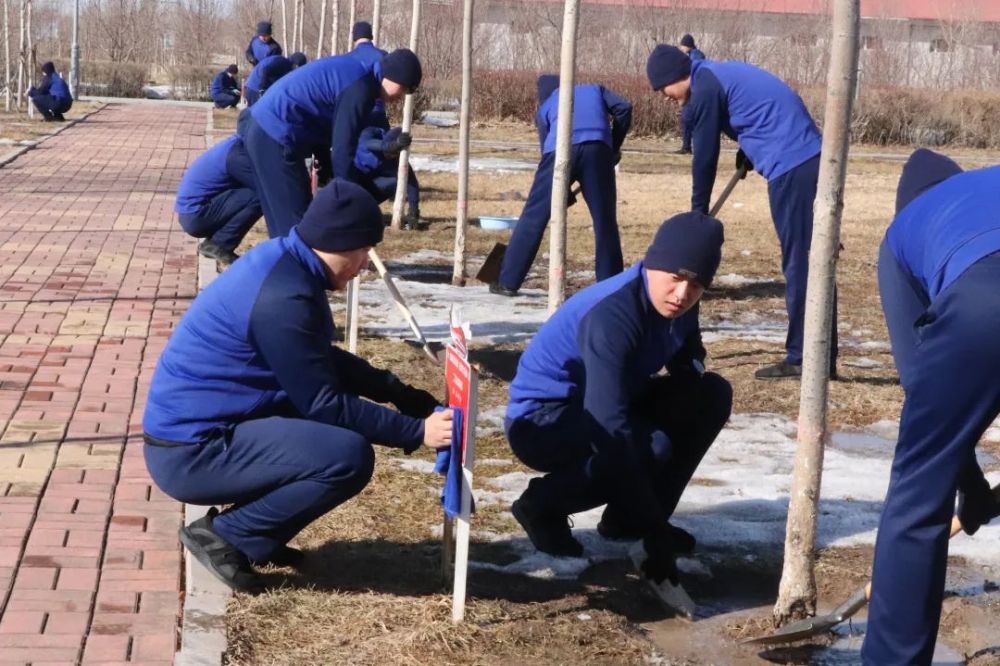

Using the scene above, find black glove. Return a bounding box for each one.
[958,486,999,536]
[383,129,412,157]
[641,529,680,585]
[390,381,441,418]
[736,149,754,177]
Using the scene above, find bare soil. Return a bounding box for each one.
[221,122,1000,663]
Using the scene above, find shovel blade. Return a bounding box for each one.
[404,339,447,364]
[475,243,507,284]
[741,614,842,646]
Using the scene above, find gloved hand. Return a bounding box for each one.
[383,129,412,157]
[736,149,754,177]
[641,529,680,585]
[391,382,441,418]
[957,486,1000,535]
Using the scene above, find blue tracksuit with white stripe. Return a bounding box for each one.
[865,156,1000,666]
[174,136,261,251]
[686,59,833,366]
[143,229,424,561]
[238,55,383,237]
[498,84,632,291]
[506,263,732,532]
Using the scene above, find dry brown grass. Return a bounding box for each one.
[0,101,104,143]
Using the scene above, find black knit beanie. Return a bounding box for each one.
[352,21,374,42]
[646,44,692,90]
[296,179,384,252]
[644,212,724,288]
[382,49,422,91]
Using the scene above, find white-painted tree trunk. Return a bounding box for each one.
[451,0,475,286]
[372,0,382,43]
[330,0,339,54]
[16,0,25,110]
[390,0,421,229]
[280,0,288,53]
[346,0,355,50]
[774,0,861,625]
[547,0,581,313]
[3,0,11,111]
[317,0,328,57]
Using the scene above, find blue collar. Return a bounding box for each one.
[283,228,332,289]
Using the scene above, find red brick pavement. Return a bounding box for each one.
[0,104,205,665]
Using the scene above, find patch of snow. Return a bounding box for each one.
[476,405,507,436]
[843,357,883,369]
[701,312,787,344]
[410,153,537,174]
[713,273,768,288]
[479,458,514,467]
[393,458,437,474]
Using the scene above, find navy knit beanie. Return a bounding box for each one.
[296,179,384,252]
[680,34,696,49]
[644,212,724,288]
[382,49,422,91]
[352,21,374,42]
[256,21,273,36]
[537,74,559,104]
[41,62,55,75]
[289,52,307,67]
[646,44,691,91]
[226,64,238,75]
[895,148,963,214]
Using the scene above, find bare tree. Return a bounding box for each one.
[4,0,11,111]
[774,0,860,624]
[16,0,25,109]
[330,0,339,54]
[452,0,474,286]
[317,0,327,56]
[391,0,421,229]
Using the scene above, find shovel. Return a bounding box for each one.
[709,163,749,217]
[367,250,446,364]
[743,483,1000,646]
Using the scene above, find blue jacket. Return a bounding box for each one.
[143,228,425,450]
[349,42,389,129]
[537,84,632,156]
[210,70,238,97]
[175,136,256,215]
[245,55,295,94]
[247,54,382,181]
[887,164,1000,302]
[246,36,283,65]
[687,60,821,212]
[689,48,706,61]
[354,126,397,176]
[36,72,72,105]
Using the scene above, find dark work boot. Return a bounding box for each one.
[250,545,306,569]
[511,480,583,558]
[672,146,692,155]
[754,361,803,380]
[597,506,696,554]
[178,507,263,593]
[198,239,240,266]
[489,281,518,298]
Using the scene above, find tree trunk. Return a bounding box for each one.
[290,0,299,53]
[298,0,306,52]
[390,0,421,229]
[451,0,475,286]
[346,0,355,50]
[16,0,24,110]
[372,0,382,43]
[774,0,860,625]
[281,0,288,52]
[4,0,11,112]
[317,0,328,57]
[547,0,581,313]
[330,0,339,54]
[24,0,31,118]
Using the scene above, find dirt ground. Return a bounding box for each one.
[220,124,1000,664]
[0,101,104,143]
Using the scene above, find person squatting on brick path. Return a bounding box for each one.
[238,48,422,238]
[210,65,241,109]
[246,20,283,67]
[244,52,307,107]
[143,180,453,592]
[353,126,421,227]
[174,135,261,266]
[28,62,73,122]
[504,212,732,600]
[864,149,1000,665]
[675,34,705,156]
[647,44,837,380]
[490,75,632,297]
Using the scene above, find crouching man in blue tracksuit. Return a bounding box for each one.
[238,48,421,238]
[863,150,1000,665]
[244,52,307,106]
[491,76,632,296]
[28,62,73,121]
[354,126,421,226]
[210,65,241,108]
[506,212,732,595]
[143,180,453,592]
[647,45,836,380]
[175,135,261,265]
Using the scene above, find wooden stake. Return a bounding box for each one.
[451,0,475,286]
[451,369,478,624]
[372,0,382,43]
[346,276,360,353]
[390,0,422,230]
[774,0,860,625]
[547,0,581,313]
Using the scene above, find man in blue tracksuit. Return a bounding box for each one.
[491,75,632,296]
[175,135,261,265]
[675,35,705,155]
[349,21,390,130]
[864,150,1000,665]
[144,180,452,592]
[244,52,307,107]
[246,21,283,66]
[210,65,241,108]
[28,62,73,121]
[354,126,420,225]
[506,212,732,592]
[238,48,421,238]
[647,44,836,380]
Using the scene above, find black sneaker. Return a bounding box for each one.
[511,486,583,558]
[251,545,306,569]
[597,508,696,554]
[53,113,66,122]
[403,210,428,231]
[754,361,803,380]
[198,240,240,266]
[178,508,263,593]
[672,147,693,155]
[489,281,518,298]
